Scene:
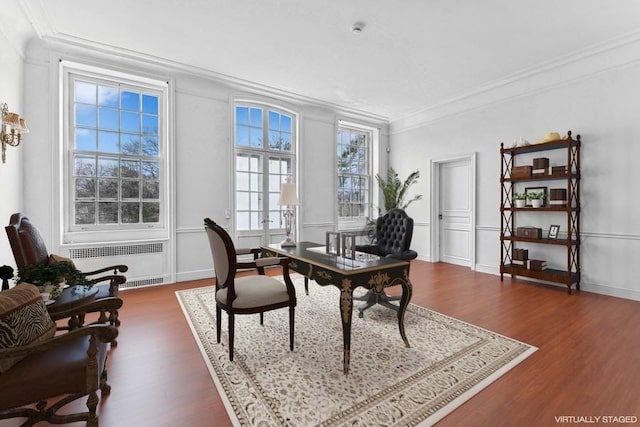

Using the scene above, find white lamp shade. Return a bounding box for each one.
[277,182,299,206]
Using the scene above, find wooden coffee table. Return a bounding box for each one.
[47,285,99,330]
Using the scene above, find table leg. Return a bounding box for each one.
[397,278,412,348]
[339,279,354,375]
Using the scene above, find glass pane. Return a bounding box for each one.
[269,193,279,209]
[121,202,140,223]
[236,212,249,231]
[249,128,262,148]
[98,131,119,153]
[142,135,159,156]
[142,95,158,114]
[98,86,118,107]
[143,181,159,199]
[268,131,281,149]
[98,179,118,199]
[121,133,140,155]
[268,111,279,130]
[98,108,118,130]
[98,158,118,177]
[121,180,140,198]
[75,156,95,176]
[281,133,292,151]
[121,111,140,132]
[236,172,249,191]
[121,160,140,178]
[142,115,158,135]
[250,172,260,191]
[141,161,159,179]
[236,125,249,146]
[75,178,96,198]
[121,91,140,111]
[270,210,283,228]
[142,202,159,222]
[236,155,249,171]
[268,158,280,173]
[250,212,260,230]
[269,174,281,192]
[249,107,262,127]
[76,128,97,151]
[236,192,249,210]
[250,192,259,210]
[249,155,259,171]
[98,202,118,224]
[75,82,96,104]
[236,106,248,125]
[76,105,97,127]
[75,203,95,225]
[281,115,292,132]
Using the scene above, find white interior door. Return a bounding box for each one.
[435,156,475,267]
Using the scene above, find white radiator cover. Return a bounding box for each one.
[64,242,169,289]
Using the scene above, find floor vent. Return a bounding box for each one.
[69,243,163,259]
[121,277,164,290]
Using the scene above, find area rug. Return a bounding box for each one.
[176,275,536,426]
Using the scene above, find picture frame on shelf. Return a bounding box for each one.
[548,224,560,239]
[524,186,547,207]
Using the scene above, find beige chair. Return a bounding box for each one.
[0,283,120,426]
[204,218,296,361]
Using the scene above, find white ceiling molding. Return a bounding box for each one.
[390,29,640,134]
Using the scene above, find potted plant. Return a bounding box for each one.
[17,261,90,300]
[513,192,527,208]
[527,191,545,208]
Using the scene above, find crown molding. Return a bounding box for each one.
[390,29,640,134]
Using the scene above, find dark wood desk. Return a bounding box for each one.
[262,241,412,375]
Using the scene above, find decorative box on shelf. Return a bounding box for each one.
[516,227,542,239]
[512,248,528,266]
[532,157,549,175]
[511,165,532,178]
[551,165,568,175]
[549,188,568,206]
[527,259,547,271]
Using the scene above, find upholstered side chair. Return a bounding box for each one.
[5,213,128,330]
[355,208,418,317]
[204,218,296,361]
[0,283,120,426]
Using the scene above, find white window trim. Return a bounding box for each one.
[59,60,172,244]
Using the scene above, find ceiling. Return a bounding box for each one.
[6,0,640,121]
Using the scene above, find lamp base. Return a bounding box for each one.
[280,236,297,247]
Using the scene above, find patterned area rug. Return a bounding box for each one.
[176,275,536,426]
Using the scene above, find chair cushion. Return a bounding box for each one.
[0,283,56,372]
[216,275,290,309]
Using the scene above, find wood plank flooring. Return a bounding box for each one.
[2,260,639,426]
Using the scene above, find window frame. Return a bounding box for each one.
[60,61,170,244]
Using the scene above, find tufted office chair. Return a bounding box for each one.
[355,208,417,317]
[5,213,127,331]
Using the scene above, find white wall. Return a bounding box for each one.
[389,39,640,301]
[19,38,388,285]
[0,31,25,270]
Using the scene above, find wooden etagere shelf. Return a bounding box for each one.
[499,131,581,294]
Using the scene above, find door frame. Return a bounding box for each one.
[429,152,476,269]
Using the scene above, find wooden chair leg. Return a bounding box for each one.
[304,277,309,295]
[259,312,264,325]
[289,306,295,351]
[216,306,222,343]
[228,313,235,361]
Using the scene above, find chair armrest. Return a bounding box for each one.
[0,324,118,361]
[86,274,126,286]
[355,245,381,256]
[83,265,128,276]
[235,247,261,257]
[48,296,123,323]
[386,250,418,261]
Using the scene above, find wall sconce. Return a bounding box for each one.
[277,177,300,247]
[1,102,29,163]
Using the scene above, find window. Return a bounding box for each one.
[337,125,372,220]
[234,103,296,236]
[62,62,168,240]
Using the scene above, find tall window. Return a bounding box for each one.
[337,125,372,220]
[235,103,296,235]
[63,63,168,239]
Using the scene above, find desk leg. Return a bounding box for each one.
[339,278,354,375]
[397,278,412,348]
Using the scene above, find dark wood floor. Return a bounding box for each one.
[3,260,640,426]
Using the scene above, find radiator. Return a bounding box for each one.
[67,242,168,290]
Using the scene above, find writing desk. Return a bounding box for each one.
[262,241,412,375]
